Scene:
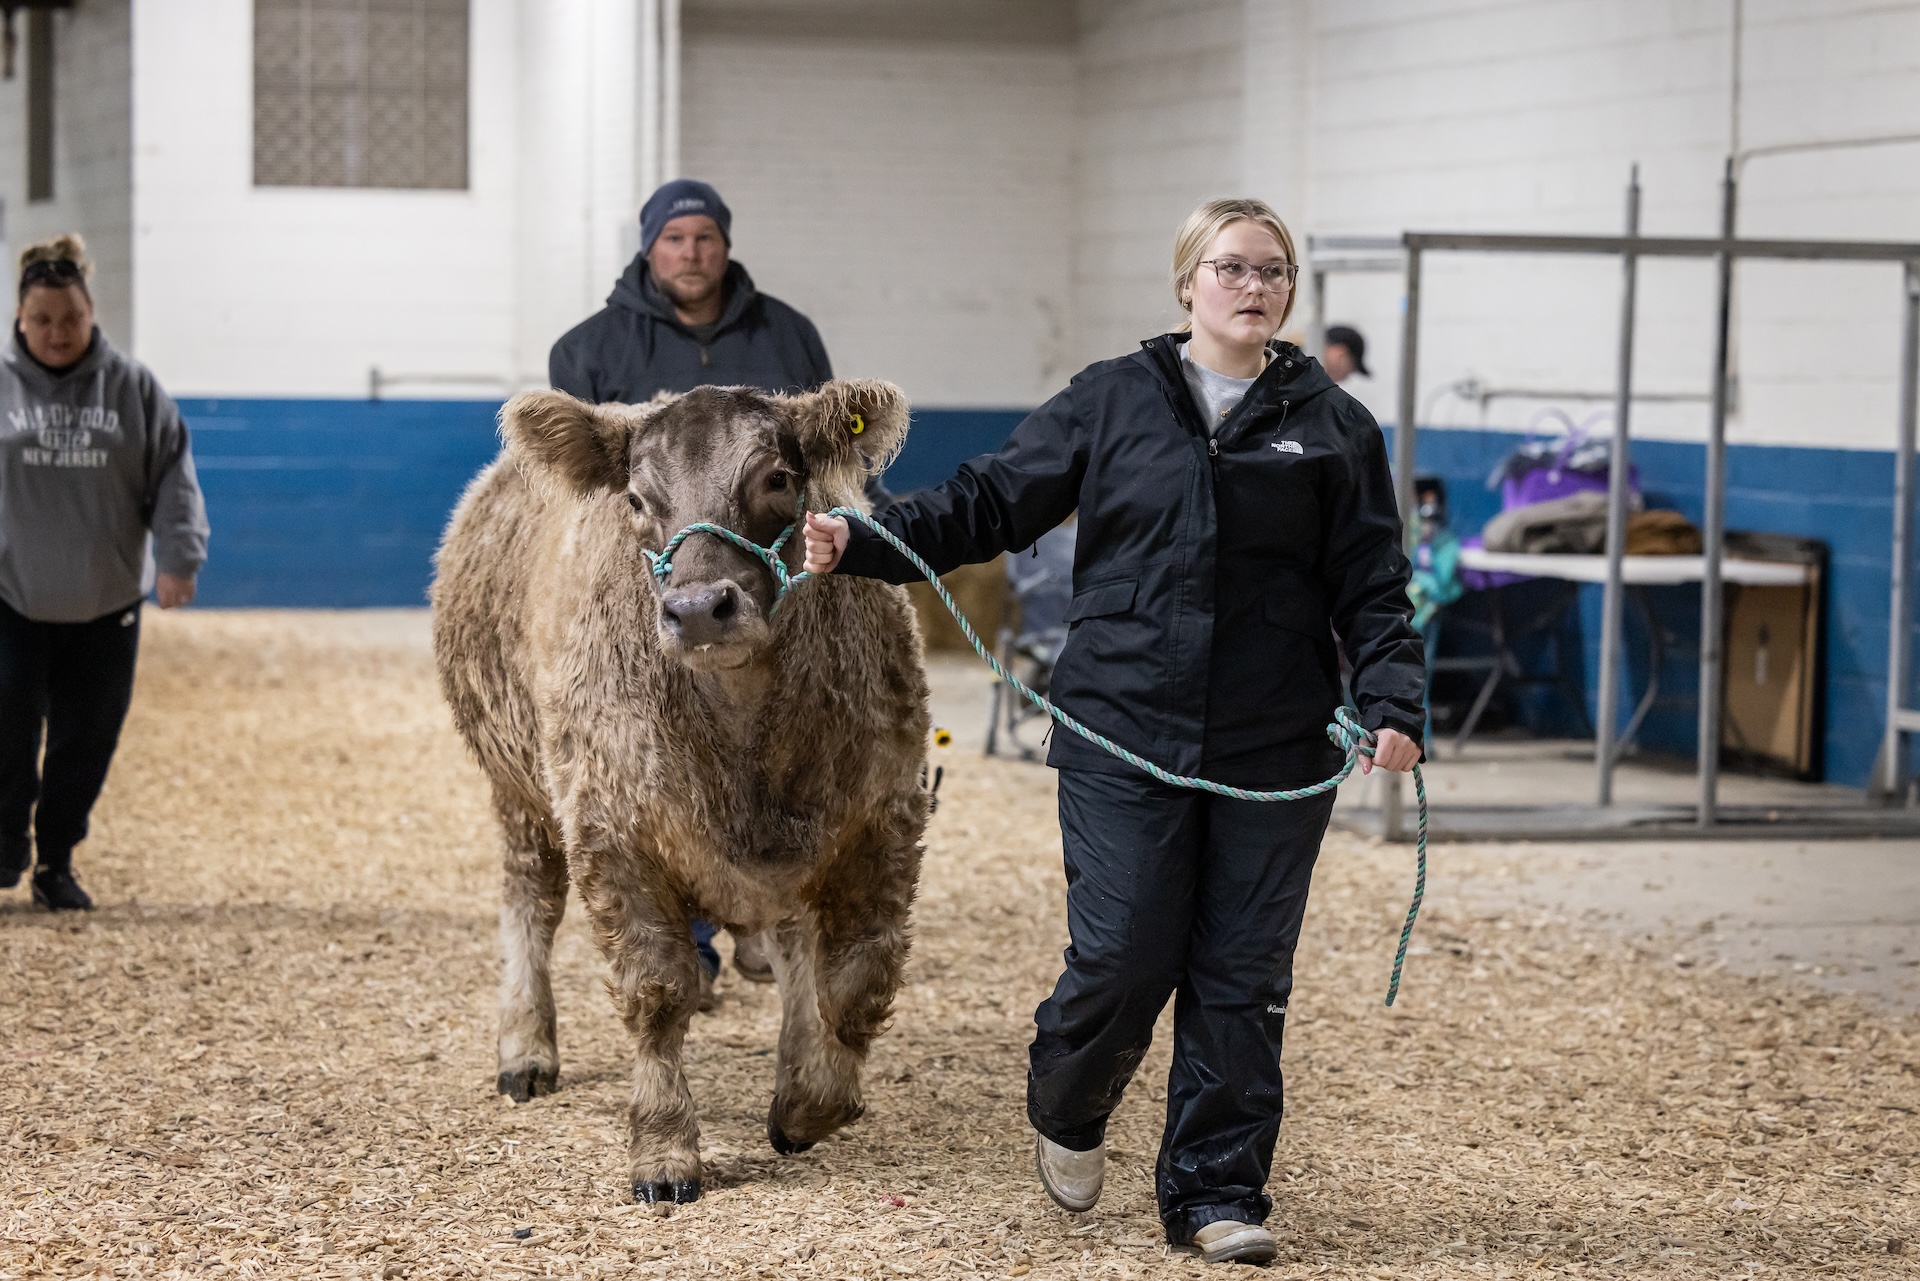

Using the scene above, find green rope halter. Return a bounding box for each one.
[643,504,817,619]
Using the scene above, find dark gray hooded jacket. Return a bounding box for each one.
[548,257,832,404]
[0,328,208,622]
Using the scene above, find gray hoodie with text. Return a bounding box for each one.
[0,328,208,622]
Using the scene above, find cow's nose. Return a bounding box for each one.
[660,584,741,648]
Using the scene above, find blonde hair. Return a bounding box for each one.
[1170,198,1297,332]
[18,233,93,301]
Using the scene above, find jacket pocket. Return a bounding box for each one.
[1067,579,1137,623]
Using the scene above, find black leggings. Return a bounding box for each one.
[0,598,141,870]
[1027,767,1333,1242]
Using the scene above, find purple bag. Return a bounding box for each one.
[1490,410,1640,512]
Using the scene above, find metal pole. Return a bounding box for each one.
[1698,159,1737,827]
[1310,268,1328,358]
[1882,261,1920,799]
[1595,167,1641,805]
[1394,247,1422,547]
[1381,245,1423,841]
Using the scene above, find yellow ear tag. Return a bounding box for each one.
[849,413,866,435]
[933,727,953,748]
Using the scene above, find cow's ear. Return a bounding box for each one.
[500,390,637,495]
[788,379,910,478]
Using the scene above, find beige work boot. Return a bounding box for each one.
[1034,1132,1104,1212]
[1181,1219,1278,1265]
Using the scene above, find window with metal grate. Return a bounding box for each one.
[253,0,468,190]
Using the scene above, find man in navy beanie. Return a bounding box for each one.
[549,179,846,1000]
[549,178,833,405]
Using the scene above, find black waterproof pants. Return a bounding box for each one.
[0,598,142,869]
[1027,768,1333,1242]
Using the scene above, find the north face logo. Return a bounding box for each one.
[1272,440,1304,455]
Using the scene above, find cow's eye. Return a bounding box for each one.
[625,492,644,513]
[768,471,791,492]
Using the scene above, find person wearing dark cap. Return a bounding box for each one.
[548,179,840,1000]
[548,178,833,403]
[1322,324,1370,384]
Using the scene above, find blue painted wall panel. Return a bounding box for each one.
[180,397,1902,786]
[183,398,504,608]
[880,408,1028,494]
[181,398,1025,610]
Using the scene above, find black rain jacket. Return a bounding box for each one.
[549,257,832,403]
[838,333,1427,789]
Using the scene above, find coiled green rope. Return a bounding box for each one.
[647,502,1429,1005]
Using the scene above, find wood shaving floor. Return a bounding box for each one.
[2,610,1915,1279]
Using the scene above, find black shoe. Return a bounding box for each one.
[0,837,27,889]
[31,866,93,911]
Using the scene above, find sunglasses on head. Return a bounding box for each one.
[19,258,83,291]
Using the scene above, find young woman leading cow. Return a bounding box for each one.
[804,198,1424,1264]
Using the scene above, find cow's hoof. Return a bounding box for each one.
[633,1178,701,1205]
[496,1066,558,1102]
[766,1114,815,1156]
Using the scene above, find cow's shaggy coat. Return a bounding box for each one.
[431,381,929,1203]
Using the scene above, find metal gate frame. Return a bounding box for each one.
[1322,167,1920,837]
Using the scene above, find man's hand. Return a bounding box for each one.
[156,573,196,610]
[1359,726,1420,774]
[802,513,849,574]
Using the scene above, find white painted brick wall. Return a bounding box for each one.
[128,0,526,398]
[0,2,133,348]
[1073,0,1248,366]
[0,0,1901,452]
[680,31,1076,407]
[1297,0,1920,450]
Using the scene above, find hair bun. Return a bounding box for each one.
[19,233,92,281]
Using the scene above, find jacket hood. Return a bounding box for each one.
[4,324,113,386]
[1137,331,1337,406]
[609,257,761,339]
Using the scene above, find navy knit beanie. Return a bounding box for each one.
[639,179,732,256]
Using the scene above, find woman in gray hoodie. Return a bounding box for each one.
[0,234,208,910]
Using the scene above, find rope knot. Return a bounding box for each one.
[1325,706,1377,761]
[644,493,817,618]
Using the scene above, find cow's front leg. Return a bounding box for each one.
[767,832,923,1154]
[496,799,568,1101]
[574,856,705,1204]
[765,915,863,1154]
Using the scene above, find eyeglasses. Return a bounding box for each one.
[1200,258,1298,291]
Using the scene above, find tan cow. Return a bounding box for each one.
[431,381,929,1204]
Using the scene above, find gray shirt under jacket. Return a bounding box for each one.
[0,328,209,622]
[1179,340,1260,435]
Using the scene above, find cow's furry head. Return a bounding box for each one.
[500,380,909,670]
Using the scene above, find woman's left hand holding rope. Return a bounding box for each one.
[803,513,848,574]
[1361,727,1420,774]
